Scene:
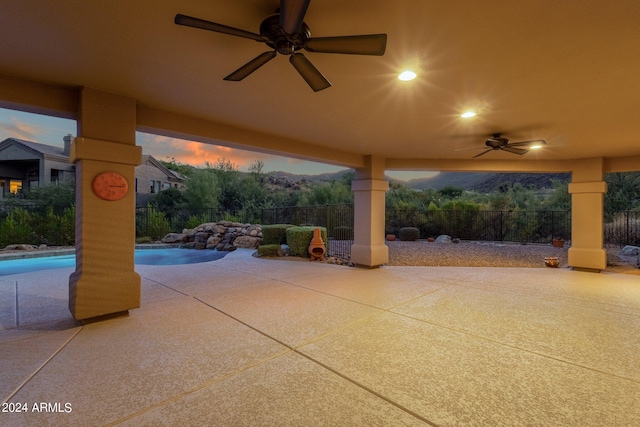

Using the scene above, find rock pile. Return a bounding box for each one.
[162,221,262,251]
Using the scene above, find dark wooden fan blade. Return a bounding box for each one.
[175,14,264,42]
[502,147,529,155]
[224,51,277,81]
[279,0,311,35]
[305,34,387,55]
[473,149,493,158]
[289,53,331,92]
[508,139,547,147]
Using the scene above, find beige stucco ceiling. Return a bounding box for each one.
[1,0,639,169]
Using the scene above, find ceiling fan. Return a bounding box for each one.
[468,134,547,158]
[174,0,387,92]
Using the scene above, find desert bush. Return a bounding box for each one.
[285,226,328,257]
[31,206,75,246]
[262,224,295,245]
[0,208,37,247]
[399,227,420,241]
[184,213,210,230]
[136,205,170,241]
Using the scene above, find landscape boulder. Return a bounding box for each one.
[435,235,452,243]
[3,244,37,251]
[233,236,261,249]
[166,221,263,251]
[621,245,640,256]
[161,233,186,244]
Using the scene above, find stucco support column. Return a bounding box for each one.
[69,88,142,321]
[568,158,607,272]
[351,155,389,267]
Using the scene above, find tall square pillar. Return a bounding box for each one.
[69,88,142,321]
[351,156,389,267]
[568,158,607,271]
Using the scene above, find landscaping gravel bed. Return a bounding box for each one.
[386,240,639,273]
[387,240,569,268]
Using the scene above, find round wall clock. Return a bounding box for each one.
[92,171,129,201]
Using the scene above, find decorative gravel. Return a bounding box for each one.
[387,240,570,268]
[386,240,639,273]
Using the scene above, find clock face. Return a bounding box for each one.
[92,171,128,201]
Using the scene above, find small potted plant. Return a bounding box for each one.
[552,238,565,248]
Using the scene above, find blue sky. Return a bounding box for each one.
[0,108,432,180]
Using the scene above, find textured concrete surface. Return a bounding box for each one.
[1,249,639,426]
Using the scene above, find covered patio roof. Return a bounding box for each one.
[1,0,639,172]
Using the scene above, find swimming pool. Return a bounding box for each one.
[0,248,229,276]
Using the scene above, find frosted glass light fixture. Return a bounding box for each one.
[398,70,417,81]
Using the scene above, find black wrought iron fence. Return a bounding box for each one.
[386,209,572,244]
[135,206,261,241]
[261,204,354,259]
[4,201,639,253]
[604,210,640,246]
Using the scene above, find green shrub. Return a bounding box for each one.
[136,236,154,244]
[136,205,170,241]
[262,224,295,245]
[285,226,328,257]
[0,208,36,247]
[257,244,281,257]
[31,206,76,246]
[399,227,420,241]
[185,213,209,230]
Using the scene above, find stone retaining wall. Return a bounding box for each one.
[161,221,262,251]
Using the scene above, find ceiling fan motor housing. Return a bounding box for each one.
[260,14,310,55]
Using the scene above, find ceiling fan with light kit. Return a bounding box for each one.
[174,0,387,92]
[458,134,547,158]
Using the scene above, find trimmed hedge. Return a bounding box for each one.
[285,226,328,257]
[262,224,295,245]
[257,244,282,257]
[399,226,420,241]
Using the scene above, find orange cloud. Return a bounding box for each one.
[136,132,276,171]
[0,117,41,140]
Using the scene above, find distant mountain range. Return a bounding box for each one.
[266,169,570,193]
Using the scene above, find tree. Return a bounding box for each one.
[605,172,640,220]
[23,181,75,208]
[544,179,571,211]
[151,187,186,212]
[160,157,193,177]
[438,185,463,199]
[183,168,220,209]
[298,180,353,206]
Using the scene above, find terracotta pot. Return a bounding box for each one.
[427,237,435,242]
[386,234,396,241]
[544,256,560,268]
[552,239,564,248]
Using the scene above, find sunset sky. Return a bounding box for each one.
[0,108,432,180]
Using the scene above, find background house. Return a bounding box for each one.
[0,136,185,202]
[135,154,186,206]
[0,135,75,197]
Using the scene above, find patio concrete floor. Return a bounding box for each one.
[1,248,639,426]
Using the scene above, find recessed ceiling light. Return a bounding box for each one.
[461,111,476,118]
[398,70,417,81]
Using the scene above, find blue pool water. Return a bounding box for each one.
[0,248,229,276]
